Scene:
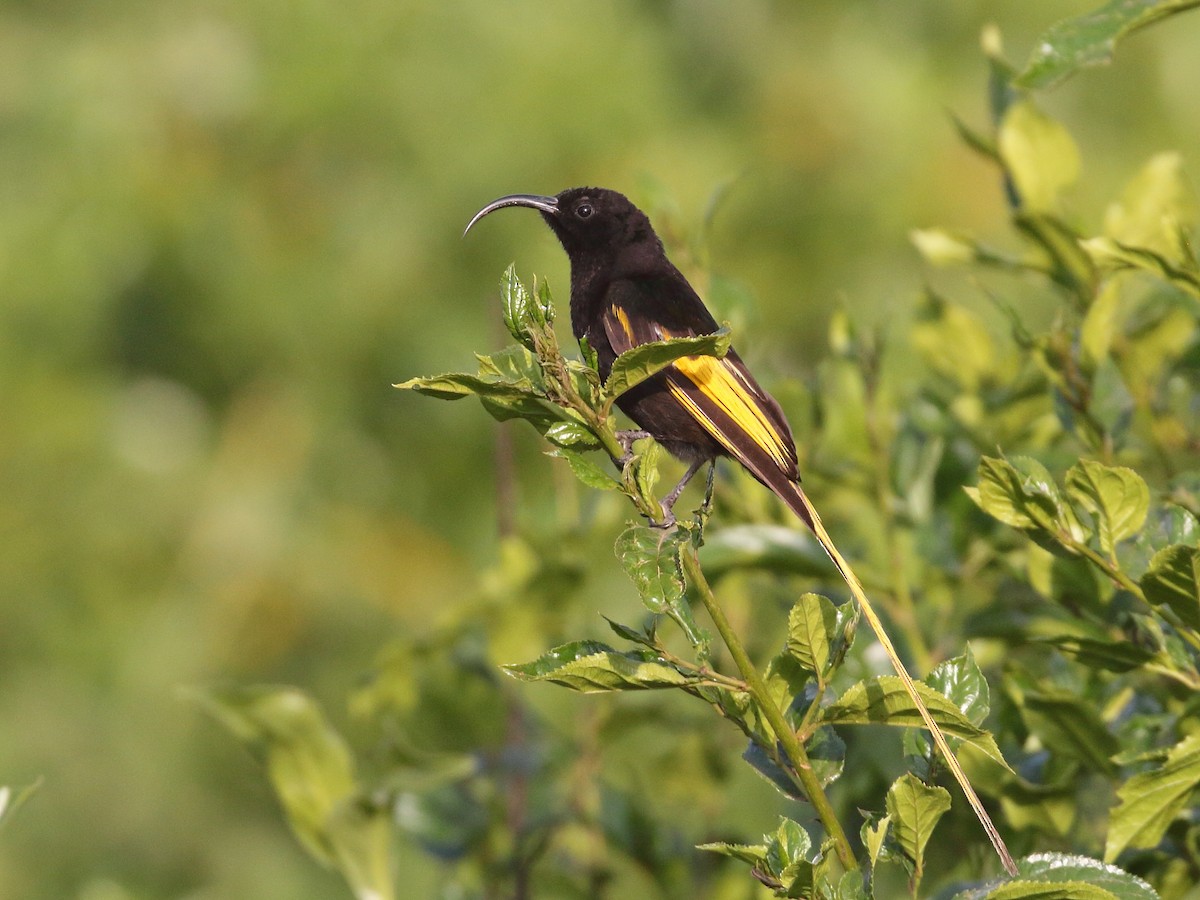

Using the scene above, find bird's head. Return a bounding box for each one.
[465,187,660,265]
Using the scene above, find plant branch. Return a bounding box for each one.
[680,548,859,873]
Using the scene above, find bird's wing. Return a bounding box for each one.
[601,277,800,483]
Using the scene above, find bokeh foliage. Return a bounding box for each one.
[2,1,1200,898]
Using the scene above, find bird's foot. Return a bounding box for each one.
[648,502,678,531]
[615,429,651,466]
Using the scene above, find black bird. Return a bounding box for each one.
[464,187,813,529]
[463,186,1018,874]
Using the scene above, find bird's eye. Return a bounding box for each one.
[575,202,594,220]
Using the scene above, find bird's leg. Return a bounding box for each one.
[615,429,651,465]
[655,458,706,529]
[699,459,717,517]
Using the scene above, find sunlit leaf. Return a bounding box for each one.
[501,263,537,348]
[1107,732,1200,861]
[1017,0,1200,90]
[861,813,893,873]
[979,883,1119,899]
[911,293,998,390]
[911,228,980,267]
[926,647,990,727]
[785,592,839,677]
[1065,460,1150,556]
[950,853,1158,899]
[820,676,1013,772]
[999,101,1080,213]
[1104,152,1199,257]
[885,773,951,877]
[696,840,768,866]
[968,456,1067,535]
[1082,237,1200,300]
[503,640,692,692]
[543,420,601,450]
[763,817,815,896]
[394,371,537,402]
[604,328,731,399]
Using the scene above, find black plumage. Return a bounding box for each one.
[465,186,810,528]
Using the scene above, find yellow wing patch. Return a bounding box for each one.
[611,305,635,344]
[667,355,793,471]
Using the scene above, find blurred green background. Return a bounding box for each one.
[1,1,1197,896]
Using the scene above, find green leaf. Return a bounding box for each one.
[615,525,706,646]
[969,456,1069,536]
[501,263,537,348]
[819,676,1013,772]
[193,686,357,863]
[1016,0,1200,90]
[998,101,1079,213]
[475,344,544,385]
[926,647,990,727]
[394,371,537,402]
[1082,237,1200,300]
[1022,690,1119,776]
[192,686,394,900]
[633,438,663,508]
[1104,152,1199,258]
[604,327,731,399]
[785,592,839,677]
[543,420,601,450]
[1013,213,1097,299]
[950,853,1158,899]
[615,524,684,613]
[502,640,692,692]
[1080,280,1122,369]
[696,840,767,867]
[911,228,981,267]
[981,883,1119,900]
[603,616,659,649]
[911,292,998,390]
[885,773,951,877]
[1107,732,1200,861]
[551,447,621,491]
[1034,635,1154,674]
[1020,852,1158,899]
[1065,460,1150,556]
[534,275,556,326]
[861,813,892,872]
[762,817,814,897]
[1140,544,1200,631]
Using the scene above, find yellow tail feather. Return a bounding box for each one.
[776,479,1018,877]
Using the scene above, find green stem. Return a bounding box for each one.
[680,549,859,873]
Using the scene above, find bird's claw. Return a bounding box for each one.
[649,502,678,531]
[616,429,651,466]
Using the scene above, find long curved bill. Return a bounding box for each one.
[463,193,559,236]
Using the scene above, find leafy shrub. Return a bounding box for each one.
[198,3,1200,898]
